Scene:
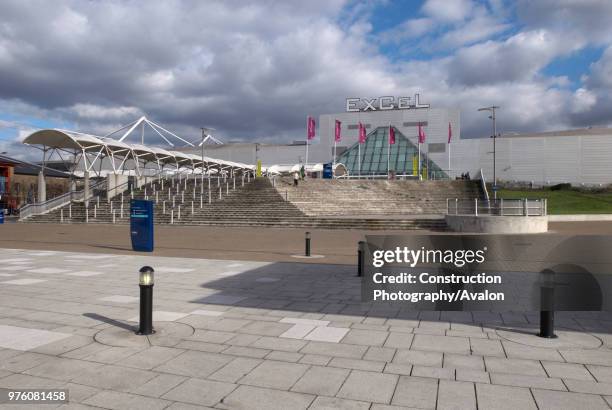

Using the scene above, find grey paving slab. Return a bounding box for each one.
[560,349,612,366]
[588,364,612,382]
[490,372,566,390]
[238,360,309,390]
[120,345,185,369]
[266,350,303,362]
[309,396,371,409]
[218,385,314,410]
[383,363,413,376]
[476,383,537,410]
[501,340,565,361]
[411,334,470,354]
[208,357,262,383]
[437,380,476,410]
[304,326,350,343]
[300,341,368,359]
[337,370,398,404]
[542,361,595,381]
[251,335,307,352]
[364,346,396,362]
[412,365,455,380]
[443,353,484,370]
[83,390,171,410]
[532,389,610,410]
[391,376,438,409]
[23,356,104,381]
[299,354,332,366]
[456,369,490,384]
[341,329,389,346]
[153,350,232,378]
[162,377,237,407]
[469,338,506,357]
[484,357,546,376]
[564,378,612,395]
[70,364,158,391]
[291,365,350,396]
[393,349,442,367]
[129,373,188,397]
[329,357,385,372]
[383,332,414,349]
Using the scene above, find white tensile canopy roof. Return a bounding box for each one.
[23,128,254,176]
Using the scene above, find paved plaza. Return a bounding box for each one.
[2,248,612,409]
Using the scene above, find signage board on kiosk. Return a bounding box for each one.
[130,199,154,252]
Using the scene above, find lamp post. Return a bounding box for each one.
[477,106,500,199]
[137,266,155,335]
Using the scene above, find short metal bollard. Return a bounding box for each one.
[136,266,155,335]
[305,232,311,257]
[357,241,365,277]
[538,270,557,338]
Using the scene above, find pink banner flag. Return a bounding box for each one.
[335,120,342,142]
[389,125,395,145]
[418,122,426,144]
[358,122,366,144]
[307,116,316,140]
[448,122,452,144]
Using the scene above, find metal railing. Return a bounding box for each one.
[446,198,547,216]
[19,179,107,220]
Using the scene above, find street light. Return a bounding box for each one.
[477,106,500,199]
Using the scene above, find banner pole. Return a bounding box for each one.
[387,124,391,176]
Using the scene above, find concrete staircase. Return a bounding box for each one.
[21,176,482,230]
[275,177,482,216]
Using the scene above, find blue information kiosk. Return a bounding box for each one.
[130,200,154,252]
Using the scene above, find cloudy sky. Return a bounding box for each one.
[1,0,612,158]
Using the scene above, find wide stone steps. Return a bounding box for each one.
[21,177,481,230]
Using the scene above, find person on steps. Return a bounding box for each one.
[293,171,299,187]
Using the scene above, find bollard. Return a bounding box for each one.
[539,270,557,338]
[162,201,166,214]
[171,210,174,224]
[137,266,155,335]
[191,201,194,215]
[61,208,64,223]
[200,194,203,208]
[357,241,365,277]
[219,183,222,199]
[112,210,116,224]
[233,177,236,190]
[172,196,175,207]
[69,203,72,219]
[97,196,100,207]
[161,179,164,190]
[305,232,311,257]
[181,192,184,203]
[178,206,181,220]
[86,208,89,224]
[121,203,124,218]
[226,182,229,195]
[94,204,97,219]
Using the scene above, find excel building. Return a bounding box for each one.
[319,95,460,178]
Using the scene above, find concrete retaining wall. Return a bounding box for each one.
[549,214,612,222]
[445,214,548,233]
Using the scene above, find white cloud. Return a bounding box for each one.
[422,0,474,22]
[0,0,611,149]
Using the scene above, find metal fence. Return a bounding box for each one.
[19,179,107,220]
[446,198,547,216]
